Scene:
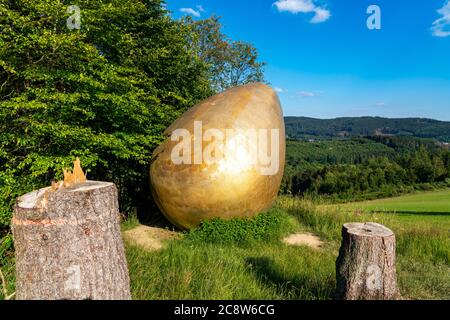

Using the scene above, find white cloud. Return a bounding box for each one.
[196,5,205,13]
[310,7,331,23]
[275,87,287,93]
[274,0,315,13]
[431,1,450,37]
[180,7,202,18]
[299,91,317,97]
[273,0,331,23]
[374,102,386,107]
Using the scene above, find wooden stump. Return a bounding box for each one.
[12,181,131,300]
[335,222,399,300]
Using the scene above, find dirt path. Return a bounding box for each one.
[282,232,325,249]
[123,225,180,251]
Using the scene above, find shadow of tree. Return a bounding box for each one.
[245,257,335,300]
[134,198,178,230]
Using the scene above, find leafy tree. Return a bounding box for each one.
[283,137,450,200]
[432,156,447,181]
[187,16,266,92]
[0,0,213,232]
[411,146,435,183]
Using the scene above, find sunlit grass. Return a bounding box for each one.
[2,191,449,300]
[126,192,449,300]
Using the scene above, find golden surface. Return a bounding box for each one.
[62,157,86,187]
[149,83,286,230]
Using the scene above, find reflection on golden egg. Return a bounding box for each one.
[149,83,286,230]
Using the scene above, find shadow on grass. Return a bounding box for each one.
[245,257,335,300]
[133,199,179,230]
[139,212,177,230]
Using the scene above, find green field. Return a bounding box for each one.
[342,189,450,213]
[325,189,450,229]
[1,190,449,300]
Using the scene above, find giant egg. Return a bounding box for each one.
[150,83,286,229]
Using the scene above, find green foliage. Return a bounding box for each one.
[187,15,266,92]
[283,136,450,201]
[0,1,268,235]
[0,233,15,300]
[0,0,212,232]
[120,212,141,232]
[0,233,13,261]
[285,138,395,168]
[185,209,295,245]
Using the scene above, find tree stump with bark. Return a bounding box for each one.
[12,181,131,300]
[335,222,400,300]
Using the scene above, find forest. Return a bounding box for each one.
[285,116,450,141]
[282,136,450,201]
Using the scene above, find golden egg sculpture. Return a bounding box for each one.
[149,83,286,230]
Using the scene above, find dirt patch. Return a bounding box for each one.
[282,232,324,249]
[123,225,180,251]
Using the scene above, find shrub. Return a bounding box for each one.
[185,209,295,245]
[446,178,450,187]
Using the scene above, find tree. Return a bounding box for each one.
[432,156,447,181]
[0,0,213,232]
[188,16,266,92]
[412,146,435,183]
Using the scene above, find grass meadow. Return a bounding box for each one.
[1,190,449,300]
[124,191,450,300]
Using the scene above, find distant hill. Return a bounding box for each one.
[284,116,450,142]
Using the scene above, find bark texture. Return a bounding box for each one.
[335,222,399,300]
[12,181,131,300]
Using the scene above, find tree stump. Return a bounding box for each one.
[12,181,131,300]
[335,222,400,300]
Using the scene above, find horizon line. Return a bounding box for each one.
[283,115,450,122]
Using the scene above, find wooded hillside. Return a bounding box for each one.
[285,116,450,141]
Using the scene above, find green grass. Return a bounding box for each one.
[127,242,336,300]
[324,189,450,229]
[335,188,450,213]
[126,207,336,300]
[126,192,450,300]
[2,190,449,300]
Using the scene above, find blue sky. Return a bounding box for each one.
[167,0,450,121]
